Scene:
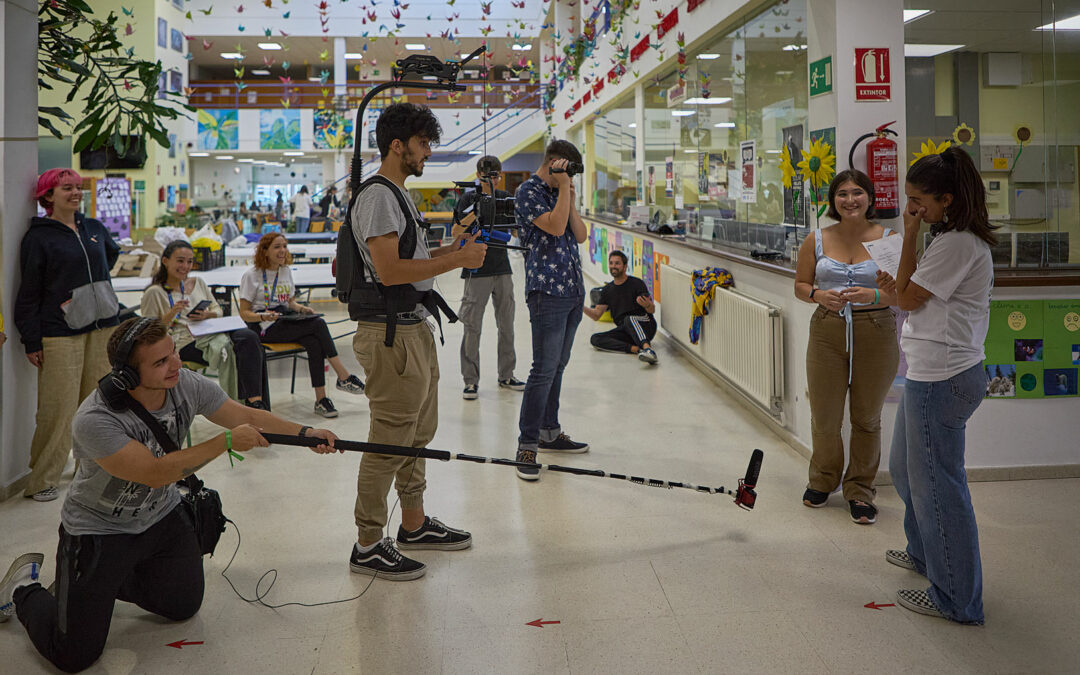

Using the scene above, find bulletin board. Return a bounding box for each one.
[89,177,132,239]
[982,299,1080,399]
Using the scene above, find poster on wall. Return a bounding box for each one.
[854,47,891,102]
[362,107,384,153]
[983,299,1080,399]
[95,177,132,239]
[698,152,709,196]
[782,125,806,226]
[197,109,239,150]
[157,18,167,48]
[600,228,609,274]
[260,109,301,149]
[642,240,654,297]
[170,28,183,53]
[740,140,757,203]
[809,127,836,203]
[313,110,354,149]
[653,253,669,303]
[636,169,643,204]
[664,157,674,198]
[632,238,643,278]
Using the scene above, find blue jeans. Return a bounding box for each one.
[889,362,986,624]
[517,292,583,450]
[295,217,310,233]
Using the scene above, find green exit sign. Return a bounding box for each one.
[810,56,833,97]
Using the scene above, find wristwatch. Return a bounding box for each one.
[299,426,311,438]
[809,288,817,301]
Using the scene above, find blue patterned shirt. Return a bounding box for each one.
[514,174,584,298]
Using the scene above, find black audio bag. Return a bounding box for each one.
[125,395,229,556]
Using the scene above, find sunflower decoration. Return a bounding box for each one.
[952,123,976,146]
[1014,124,1033,146]
[797,137,836,191]
[910,138,951,166]
[780,142,797,189]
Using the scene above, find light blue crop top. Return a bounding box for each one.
[814,226,892,291]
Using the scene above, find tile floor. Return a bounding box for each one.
[1,265,1078,674]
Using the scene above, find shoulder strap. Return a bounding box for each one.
[125,393,181,454]
[813,230,823,259]
[361,175,419,257]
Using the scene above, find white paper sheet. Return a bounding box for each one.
[862,235,904,278]
[187,315,246,337]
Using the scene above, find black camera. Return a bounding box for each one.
[550,161,584,177]
[477,155,501,178]
[454,180,516,228]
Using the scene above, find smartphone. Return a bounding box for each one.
[188,299,212,315]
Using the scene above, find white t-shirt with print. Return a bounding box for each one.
[239,265,295,332]
[901,230,994,382]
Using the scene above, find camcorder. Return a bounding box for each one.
[452,170,526,270]
[550,161,584,176]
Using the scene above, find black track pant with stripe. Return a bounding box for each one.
[590,314,657,353]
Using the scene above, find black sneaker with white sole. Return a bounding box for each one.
[349,538,426,581]
[896,588,946,619]
[463,384,479,400]
[849,500,877,524]
[336,375,365,394]
[538,433,589,453]
[314,397,338,418]
[515,448,540,481]
[396,517,472,551]
[802,488,828,508]
[498,377,526,391]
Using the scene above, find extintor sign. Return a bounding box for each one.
[854,48,891,102]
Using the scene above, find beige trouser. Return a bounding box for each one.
[352,320,438,543]
[24,328,113,496]
[805,306,899,503]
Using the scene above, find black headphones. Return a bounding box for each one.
[97,316,155,411]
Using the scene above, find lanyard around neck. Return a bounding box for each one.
[166,280,187,307]
[262,268,280,308]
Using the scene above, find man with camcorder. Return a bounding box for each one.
[513,140,590,481]
[0,317,337,673]
[451,155,525,400]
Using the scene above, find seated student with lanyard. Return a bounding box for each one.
[0,317,338,673]
[238,232,365,418]
[142,240,268,408]
[583,250,659,365]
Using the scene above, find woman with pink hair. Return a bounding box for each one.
[13,168,121,502]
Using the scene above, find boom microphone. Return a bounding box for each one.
[734,449,763,510]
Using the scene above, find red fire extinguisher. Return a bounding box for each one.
[848,121,899,219]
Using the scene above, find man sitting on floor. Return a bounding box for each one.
[583,250,659,365]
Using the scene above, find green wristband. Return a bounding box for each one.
[875,288,880,304]
[225,429,233,450]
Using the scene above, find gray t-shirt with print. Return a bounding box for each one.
[350,180,433,294]
[62,369,230,536]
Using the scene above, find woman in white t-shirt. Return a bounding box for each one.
[876,146,995,625]
[291,185,313,233]
[238,233,364,418]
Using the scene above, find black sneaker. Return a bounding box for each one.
[349,538,426,581]
[515,448,540,481]
[498,377,526,391]
[463,384,479,400]
[336,375,365,394]
[396,517,472,551]
[802,488,828,508]
[538,433,589,453]
[314,397,338,418]
[849,500,877,525]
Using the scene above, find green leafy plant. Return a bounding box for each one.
[38,0,190,155]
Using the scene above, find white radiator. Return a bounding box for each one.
[659,264,784,416]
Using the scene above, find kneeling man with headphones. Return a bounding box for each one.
[0,317,337,673]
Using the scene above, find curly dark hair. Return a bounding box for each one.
[543,139,582,166]
[376,102,442,159]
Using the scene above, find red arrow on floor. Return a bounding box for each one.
[526,618,561,628]
[864,601,896,610]
[166,639,204,649]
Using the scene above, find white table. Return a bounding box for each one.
[225,243,337,265]
[112,263,335,293]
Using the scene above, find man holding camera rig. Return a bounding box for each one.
[347,103,486,581]
[0,317,337,673]
[513,140,590,481]
[451,155,525,400]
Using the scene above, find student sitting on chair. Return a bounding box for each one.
[238,233,364,418]
[141,240,268,409]
[583,250,659,365]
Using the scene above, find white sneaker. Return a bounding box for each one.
[30,487,58,502]
[0,553,44,622]
[637,348,658,365]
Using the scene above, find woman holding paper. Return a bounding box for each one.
[142,240,268,408]
[238,233,364,418]
[794,169,899,525]
[876,146,994,624]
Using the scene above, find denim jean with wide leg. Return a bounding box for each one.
[889,362,986,624]
[518,291,584,450]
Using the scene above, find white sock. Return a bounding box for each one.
[355,540,380,553]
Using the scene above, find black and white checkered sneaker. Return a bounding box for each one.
[349,538,426,581]
[896,589,946,619]
[886,549,917,571]
[396,517,472,551]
